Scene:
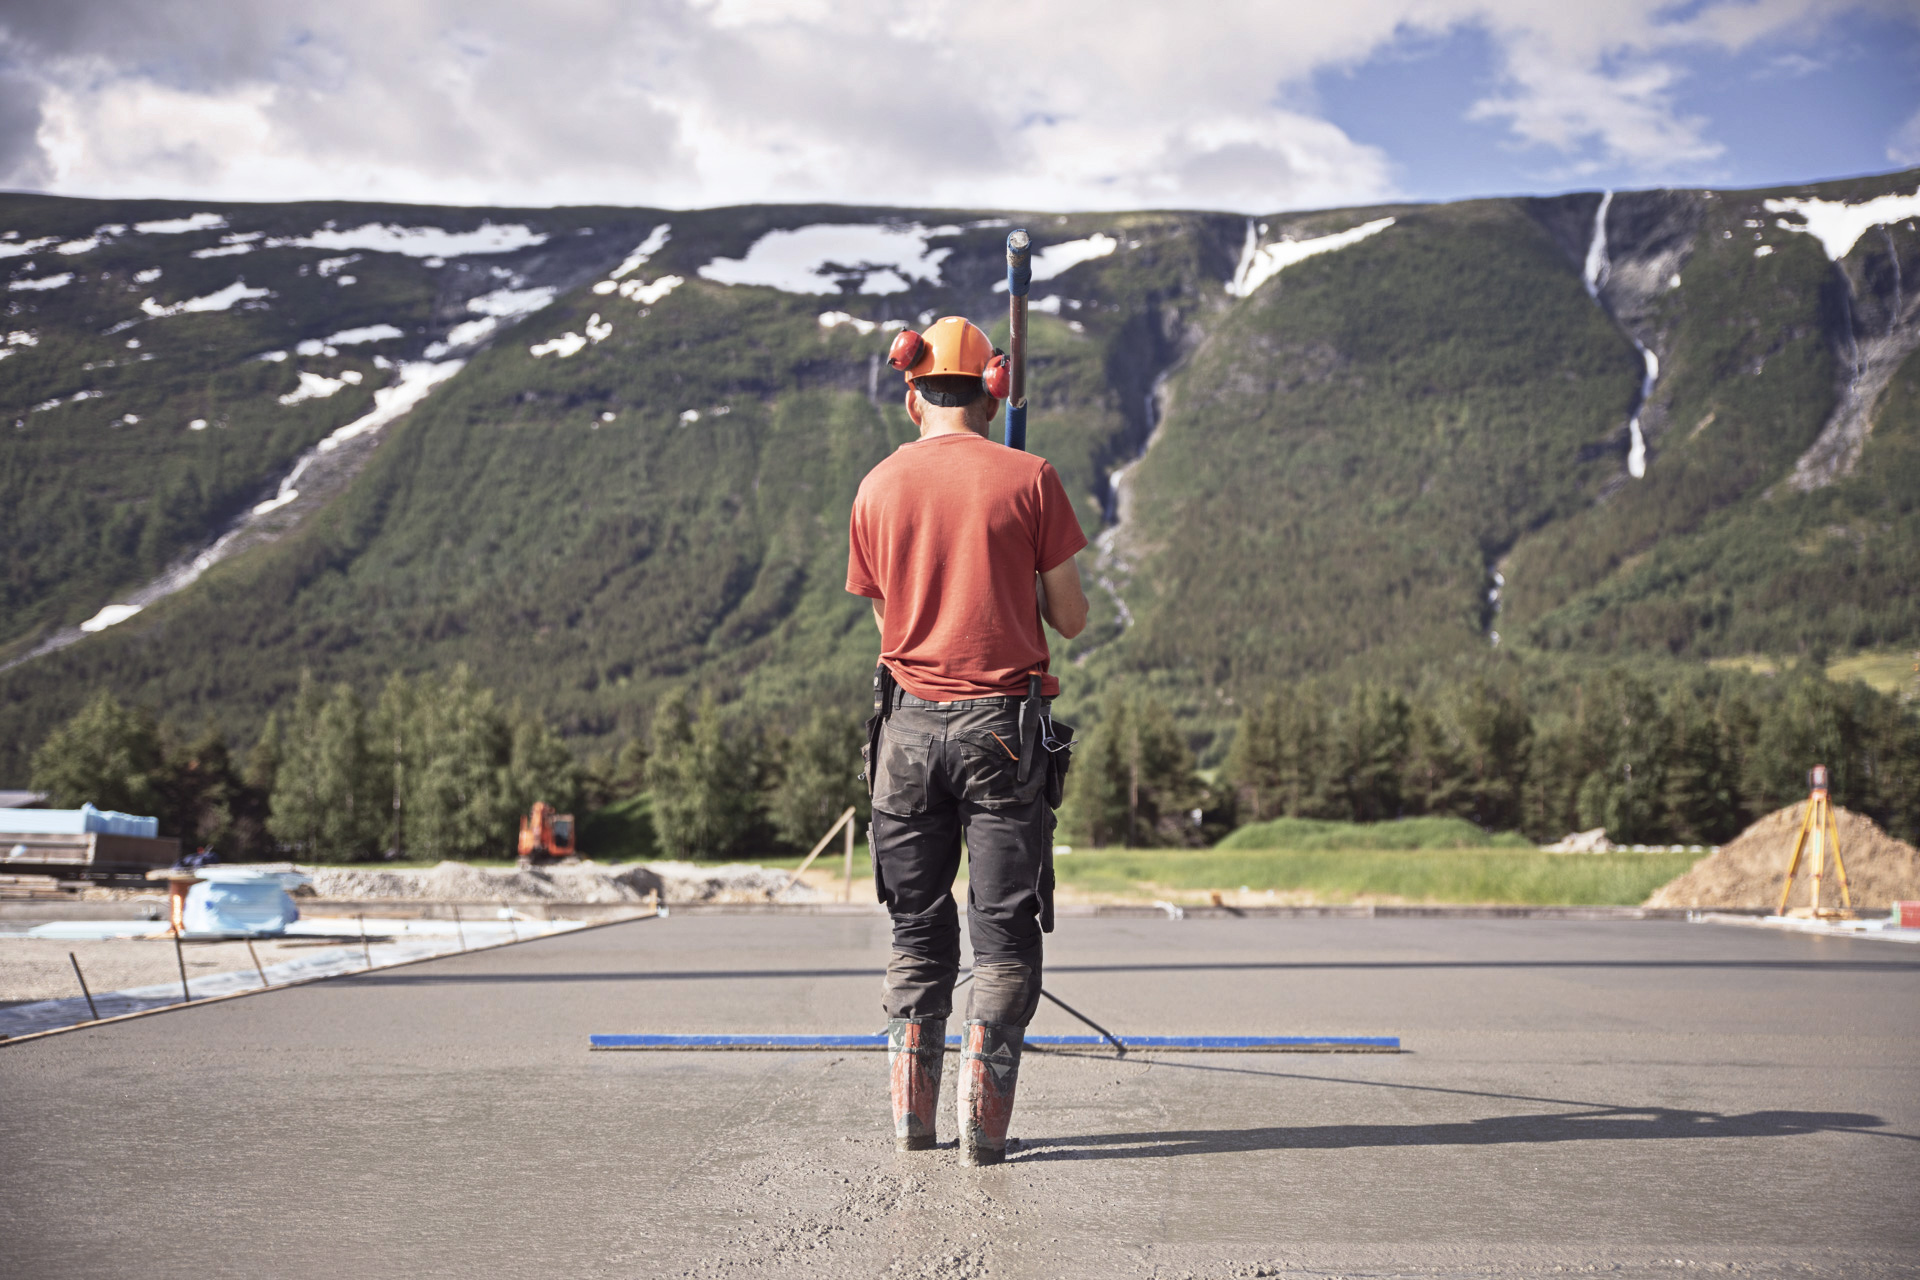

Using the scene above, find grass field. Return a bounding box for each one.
[1048,846,1700,907]
[328,839,1700,907]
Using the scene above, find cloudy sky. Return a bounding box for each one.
[1,0,1915,214]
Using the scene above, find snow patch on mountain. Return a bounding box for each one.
[134,213,226,235]
[256,360,464,513]
[424,285,560,357]
[1227,218,1394,299]
[141,280,270,317]
[10,273,73,291]
[79,604,144,634]
[277,369,364,407]
[278,222,546,258]
[323,324,405,347]
[468,286,557,317]
[0,236,55,259]
[531,309,617,358]
[597,274,683,307]
[819,311,876,335]
[608,225,670,280]
[700,223,950,295]
[993,234,1118,293]
[1765,186,1920,261]
[531,330,588,359]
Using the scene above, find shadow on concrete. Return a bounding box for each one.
[1014,1107,1909,1161]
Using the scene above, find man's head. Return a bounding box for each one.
[889,316,1008,437]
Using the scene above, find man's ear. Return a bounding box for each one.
[904,386,923,427]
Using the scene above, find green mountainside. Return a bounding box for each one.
[2,171,1915,790]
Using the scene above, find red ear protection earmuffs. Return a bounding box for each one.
[981,351,1011,400]
[887,329,925,371]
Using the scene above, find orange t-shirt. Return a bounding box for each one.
[847,432,1088,700]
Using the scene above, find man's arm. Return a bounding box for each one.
[1038,556,1088,639]
[871,598,885,634]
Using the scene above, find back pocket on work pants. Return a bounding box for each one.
[953,730,1046,810]
[871,722,934,817]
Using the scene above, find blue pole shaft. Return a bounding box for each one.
[1005,229,1030,451]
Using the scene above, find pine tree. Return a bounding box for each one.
[647,691,764,860]
[1334,686,1411,822]
[1571,669,1669,845]
[1062,689,1200,846]
[1662,686,1741,844]
[268,675,385,861]
[768,708,867,850]
[30,691,166,818]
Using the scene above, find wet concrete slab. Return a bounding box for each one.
[1,915,1915,1277]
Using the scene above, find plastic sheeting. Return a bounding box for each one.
[183,872,305,936]
[0,804,159,837]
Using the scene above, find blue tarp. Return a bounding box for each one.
[0,804,159,838]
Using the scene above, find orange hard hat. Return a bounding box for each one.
[889,315,994,382]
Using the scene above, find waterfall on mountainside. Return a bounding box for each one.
[1583,190,1653,479]
[1583,192,1613,299]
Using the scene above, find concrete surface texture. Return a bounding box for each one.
[1,915,1915,1278]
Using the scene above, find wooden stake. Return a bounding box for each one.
[173,932,191,1002]
[246,939,269,988]
[784,806,855,898]
[842,813,855,903]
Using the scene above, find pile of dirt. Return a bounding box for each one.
[1645,804,1920,910]
[303,860,818,905]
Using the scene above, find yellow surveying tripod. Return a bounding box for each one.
[1777,765,1853,918]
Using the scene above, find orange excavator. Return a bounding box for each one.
[517,802,577,869]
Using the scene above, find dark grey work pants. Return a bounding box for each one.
[869,691,1052,1027]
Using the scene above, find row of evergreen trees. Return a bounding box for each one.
[25,663,1920,861]
[1212,668,1920,845]
[25,673,871,864]
[29,670,580,862]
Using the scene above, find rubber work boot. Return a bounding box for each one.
[957,1020,1023,1165]
[887,1017,946,1151]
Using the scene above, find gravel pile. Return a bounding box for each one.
[303,860,819,904]
[1645,804,1920,910]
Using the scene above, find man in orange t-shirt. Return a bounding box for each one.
[847,315,1088,1166]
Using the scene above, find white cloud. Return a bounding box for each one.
[1892,107,1920,168]
[0,0,1902,212]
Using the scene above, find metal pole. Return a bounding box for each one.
[68,952,99,1020]
[173,932,191,1002]
[358,914,372,968]
[246,939,269,988]
[1038,988,1127,1058]
[1004,229,1031,451]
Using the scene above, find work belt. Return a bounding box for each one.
[864,665,1073,806]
